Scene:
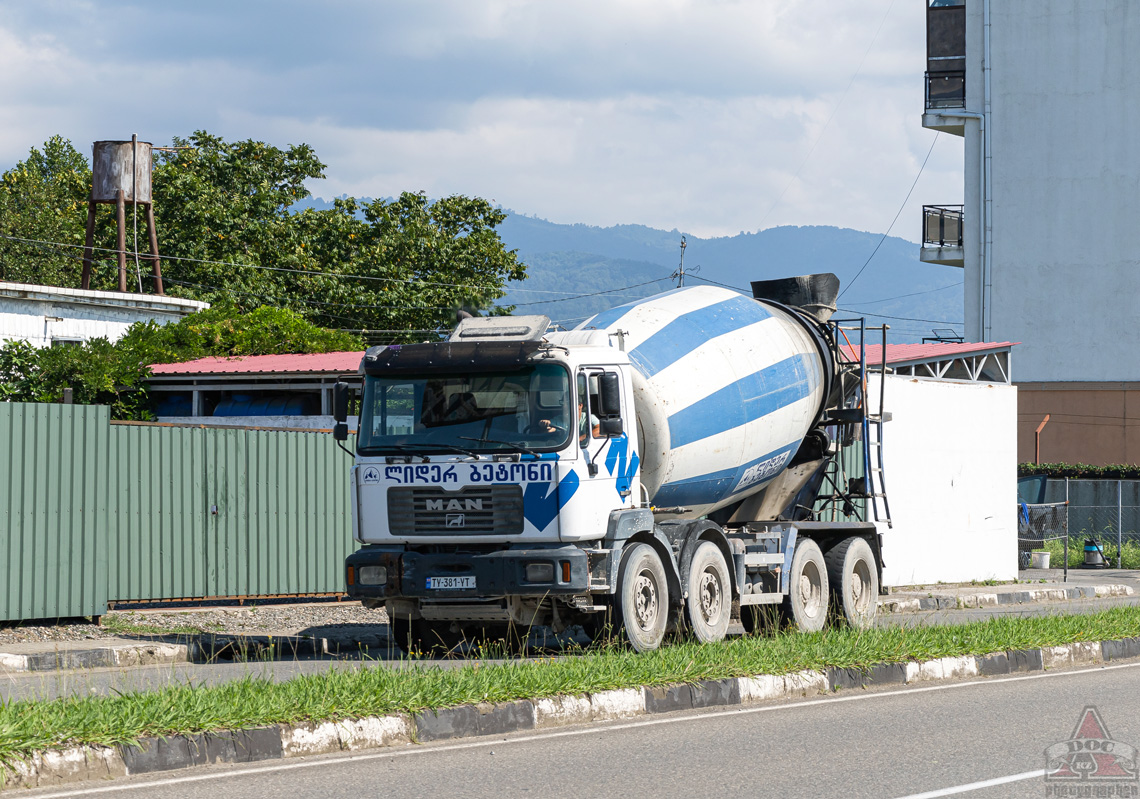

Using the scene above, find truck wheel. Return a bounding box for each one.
[825,537,879,629]
[388,612,418,654]
[388,614,462,656]
[781,539,828,632]
[617,543,669,652]
[685,541,731,643]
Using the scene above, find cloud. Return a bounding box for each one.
[0,0,963,238]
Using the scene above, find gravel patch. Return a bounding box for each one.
[0,601,389,648]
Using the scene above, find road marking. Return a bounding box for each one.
[23,660,1140,798]
[890,769,1047,798]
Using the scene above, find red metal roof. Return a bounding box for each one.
[842,341,1015,366]
[149,351,364,376]
[149,341,1016,377]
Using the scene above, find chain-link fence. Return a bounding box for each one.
[1018,502,1069,576]
[1039,479,1140,569]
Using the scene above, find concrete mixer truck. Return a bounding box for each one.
[336,274,890,652]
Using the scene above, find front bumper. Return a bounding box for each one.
[345,545,590,600]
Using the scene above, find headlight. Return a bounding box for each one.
[359,565,387,586]
[525,562,554,583]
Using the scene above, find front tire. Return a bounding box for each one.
[617,543,669,652]
[826,537,879,629]
[781,538,829,632]
[685,541,731,643]
[387,613,462,656]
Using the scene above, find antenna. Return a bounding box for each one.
[672,236,687,287]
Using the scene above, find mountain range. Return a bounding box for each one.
[301,197,965,343]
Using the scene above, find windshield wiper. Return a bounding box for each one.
[374,443,481,460]
[458,436,541,457]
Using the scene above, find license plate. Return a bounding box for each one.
[426,576,476,590]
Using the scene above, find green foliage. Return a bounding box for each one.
[1,132,526,332]
[1035,538,1140,570]
[1019,462,1140,479]
[0,307,361,420]
[0,136,95,287]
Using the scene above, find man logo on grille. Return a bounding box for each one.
[446,514,465,528]
[1045,705,1138,791]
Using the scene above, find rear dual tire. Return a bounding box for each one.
[825,536,879,629]
[684,541,732,644]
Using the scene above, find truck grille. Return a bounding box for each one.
[387,485,524,535]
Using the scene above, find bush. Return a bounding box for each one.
[1019,462,1140,480]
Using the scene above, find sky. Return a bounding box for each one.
[0,0,963,241]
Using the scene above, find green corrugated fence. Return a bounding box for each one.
[0,402,356,622]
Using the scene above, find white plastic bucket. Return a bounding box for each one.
[1030,551,1051,569]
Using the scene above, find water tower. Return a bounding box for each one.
[80,135,164,294]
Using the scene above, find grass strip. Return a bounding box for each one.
[5,605,1140,768]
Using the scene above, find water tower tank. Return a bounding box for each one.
[92,140,152,203]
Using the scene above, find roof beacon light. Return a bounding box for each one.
[449,315,551,343]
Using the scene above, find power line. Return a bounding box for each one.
[844,280,963,305]
[684,274,749,293]
[511,277,675,306]
[836,307,962,325]
[838,132,941,300]
[0,232,575,295]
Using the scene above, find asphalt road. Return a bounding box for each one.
[21,658,1140,799]
[6,593,1140,704]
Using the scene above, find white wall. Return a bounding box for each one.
[875,374,1018,586]
[962,1,1140,381]
[0,282,206,347]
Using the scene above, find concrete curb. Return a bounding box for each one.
[877,583,1135,614]
[0,634,332,675]
[0,637,1126,791]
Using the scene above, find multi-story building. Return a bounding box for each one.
[920,0,1140,466]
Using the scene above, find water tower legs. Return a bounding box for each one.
[78,193,165,295]
[145,204,164,295]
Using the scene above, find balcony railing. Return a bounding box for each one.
[925,70,965,110]
[923,205,963,248]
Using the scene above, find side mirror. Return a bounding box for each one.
[333,381,351,423]
[333,422,349,442]
[599,373,621,417]
[599,418,623,437]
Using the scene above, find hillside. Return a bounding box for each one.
[497,215,964,342]
[301,197,965,342]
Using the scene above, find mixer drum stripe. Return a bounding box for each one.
[627,295,771,378]
[665,353,818,449]
[653,441,802,509]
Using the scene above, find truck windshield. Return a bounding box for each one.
[357,363,572,454]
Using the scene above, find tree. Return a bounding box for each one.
[0,132,528,334]
[0,136,95,287]
[0,306,362,420]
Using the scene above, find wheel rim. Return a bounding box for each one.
[798,561,824,619]
[850,559,873,614]
[633,570,659,631]
[698,568,723,624]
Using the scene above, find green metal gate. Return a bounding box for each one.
[0,402,356,622]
